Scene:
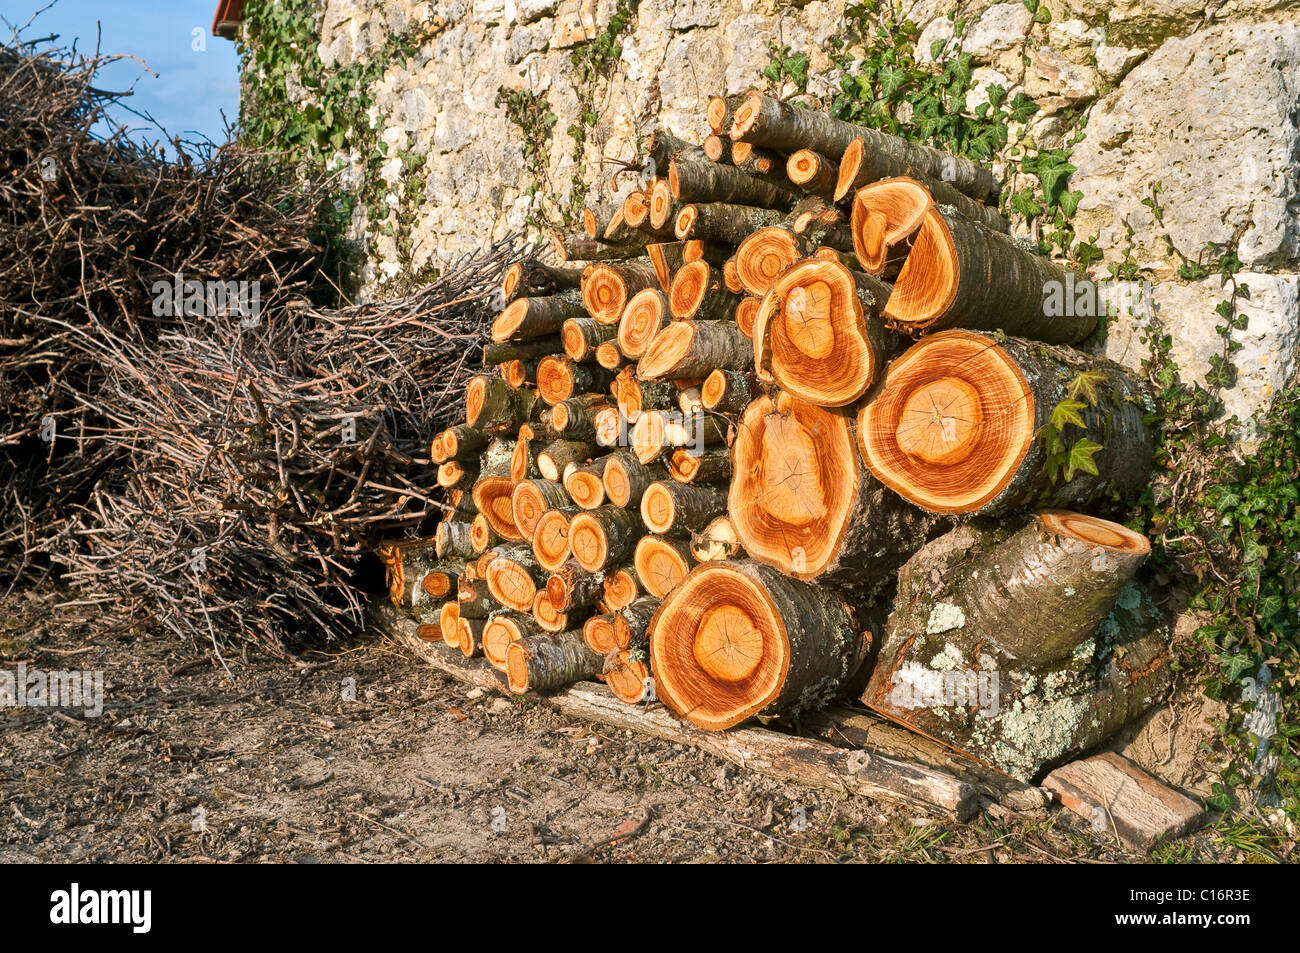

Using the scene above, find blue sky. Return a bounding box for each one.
[1,1,242,151]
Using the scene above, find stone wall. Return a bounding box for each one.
[284,0,1300,429]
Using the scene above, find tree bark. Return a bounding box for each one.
[640,480,728,535]
[858,330,1154,517]
[637,319,753,380]
[506,630,604,695]
[668,260,743,321]
[669,155,797,212]
[569,504,642,572]
[492,288,587,342]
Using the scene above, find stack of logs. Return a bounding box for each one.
[380,90,1171,782]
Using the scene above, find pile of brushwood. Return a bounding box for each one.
[0,36,512,652]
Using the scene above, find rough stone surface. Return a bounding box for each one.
[1100,273,1300,430]
[963,2,1033,61]
[1072,22,1300,274]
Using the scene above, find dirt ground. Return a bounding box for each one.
[0,587,1288,864]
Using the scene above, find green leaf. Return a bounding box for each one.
[1049,398,1088,431]
[1067,370,1107,405]
[1064,438,1103,480]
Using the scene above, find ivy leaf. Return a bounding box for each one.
[1059,189,1083,218]
[1050,398,1088,431]
[1064,438,1103,480]
[1220,653,1256,682]
[1010,188,1043,221]
[879,63,907,99]
[1067,370,1107,405]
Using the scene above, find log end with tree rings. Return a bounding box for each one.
[465,375,489,427]
[734,297,759,338]
[880,206,959,332]
[491,298,530,342]
[532,508,574,571]
[622,191,649,228]
[858,329,1035,514]
[593,406,622,449]
[619,288,669,359]
[673,204,698,240]
[639,481,678,534]
[634,534,691,598]
[532,588,570,633]
[602,651,651,704]
[595,341,623,370]
[583,613,620,654]
[511,479,562,542]
[851,177,933,272]
[752,257,876,407]
[536,356,576,405]
[563,464,606,510]
[602,568,639,611]
[729,394,863,581]
[469,512,499,553]
[668,259,711,319]
[833,136,866,202]
[581,263,634,324]
[630,410,667,464]
[485,552,539,613]
[652,565,786,728]
[482,614,525,670]
[1037,510,1151,558]
[735,227,801,297]
[439,601,460,642]
[649,178,675,230]
[727,89,764,141]
[472,476,522,541]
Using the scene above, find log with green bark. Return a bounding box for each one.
[492,289,586,342]
[506,629,604,695]
[674,202,786,244]
[669,155,797,213]
[569,504,642,572]
[637,319,753,380]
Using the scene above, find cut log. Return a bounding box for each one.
[553,234,650,263]
[482,611,540,671]
[437,460,478,491]
[484,335,565,365]
[836,144,1008,234]
[669,447,732,484]
[669,155,796,212]
[862,519,1169,781]
[581,260,660,324]
[730,392,941,588]
[509,429,541,483]
[731,91,999,203]
[601,450,666,508]
[506,630,604,695]
[647,130,704,172]
[602,652,653,705]
[436,520,477,561]
[438,602,460,645]
[432,424,488,464]
[378,538,440,608]
[675,202,786,243]
[786,149,839,199]
[601,566,640,611]
[533,588,583,634]
[702,133,731,164]
[649,559,865,730]
[668,260,743,321]
[1042,754,1204,849]
[511,478,571,542]
[457,616,484,658]
[885,205,1088,342]
[536,356,615,405]
[569,505,642,572]
[551,396,612,444]
[561,317,618,362]
[706,94,744,135]
[700,369,759,415]
[594,342,624,370]
[499,359,537,389]
[583,613,620,655]
[638,320,753,380]
[492,289,586,342]
[615,595,659,652]
[734,226,803,297]
[750,256,897,407]
[532,508,576,572]
[562,455,610,510]
[640,481,727,535]
[485,542,547,612]
[646,242,687,292]
[616,374,675,418]
[633,534,693,598]
[617,288,670,359]
[547,559,605,612]
[468,513,503,555]
[472,475,522,542]
[858,330,1153,516]
[734,297,759,338]
[458,570,496,618]
[690,515,741,562]
[502,259,583,303]
[536,438,597,482]
[466,376,538,434]
[682,239,732,266]
[648,177,682,232]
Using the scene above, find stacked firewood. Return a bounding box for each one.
[383,90,1171,780]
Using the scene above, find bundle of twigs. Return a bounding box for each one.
[0,35,326,577]
[41,237,517,652]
